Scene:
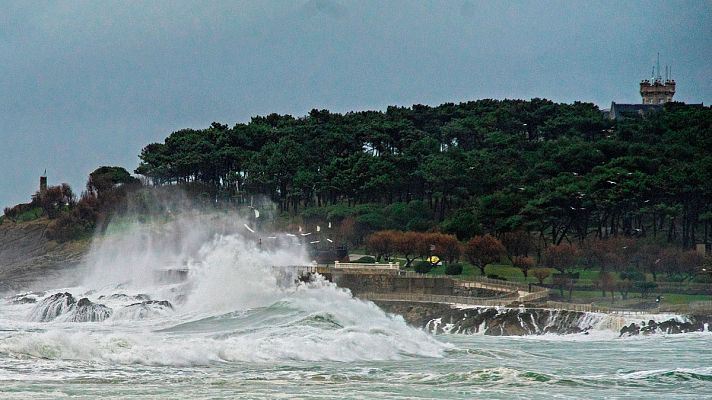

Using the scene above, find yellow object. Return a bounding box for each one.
[427,255,440,265]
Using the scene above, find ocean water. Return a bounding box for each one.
[1,217,710,399]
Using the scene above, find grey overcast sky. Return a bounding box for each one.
[1,0,710,209]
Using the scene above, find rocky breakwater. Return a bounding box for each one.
[619,317,712,337]
[375,301,712,336]
[24,292,174,322]
[0,219,90,292]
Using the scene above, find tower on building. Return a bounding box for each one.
[639,53,675,104]
[40,169,47,193]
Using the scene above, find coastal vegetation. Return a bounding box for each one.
[132,99,711,248]
[3,98,711,305]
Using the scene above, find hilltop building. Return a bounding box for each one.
[607,54,674,120]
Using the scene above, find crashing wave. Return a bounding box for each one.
[28,293,113,322]
[29,292,77,322]
[60,298,113,322]
[113,300,174,320]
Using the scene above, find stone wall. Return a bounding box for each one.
[329,272,457,295]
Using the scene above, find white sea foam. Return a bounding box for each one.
[0,211,448,365]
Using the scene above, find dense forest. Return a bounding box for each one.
[134,99,712,249]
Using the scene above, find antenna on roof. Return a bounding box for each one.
[656,52,661,81]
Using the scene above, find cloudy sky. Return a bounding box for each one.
[1,0,710,209]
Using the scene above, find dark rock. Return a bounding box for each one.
[65,298,112,322]
[127,300,173,309]
[29,292,77,321]
[620,323,640,337]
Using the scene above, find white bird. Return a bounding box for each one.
[518,187,525,191]
[254,209,260,219]
[301,232,312,236]
[328,221,332,229]
[644,200,651,203]
[286,233,296,237]
[655,258,661,264]
[310,240,320,244]
[243,224,255,233]
[606,180,617,185]
[570,206,576,210]
[326,238,333,243]
[572,172,579,176]
[299,226,303,232]
[317,225,321,232]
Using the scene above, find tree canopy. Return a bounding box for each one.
[134,99,712,247]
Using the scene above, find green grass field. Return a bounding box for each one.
[389,257,712,306]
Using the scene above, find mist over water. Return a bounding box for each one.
[1,209,711,398]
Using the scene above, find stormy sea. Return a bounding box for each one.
[1,215,710,399]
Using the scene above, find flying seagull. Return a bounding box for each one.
[606,180,617,185]
[243,224,255,233]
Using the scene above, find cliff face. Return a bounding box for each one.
[0,219,89,293]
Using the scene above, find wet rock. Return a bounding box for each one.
[127,300,173,309]
[115,300,174,320]
[63,298,113,322]
[620,323,640,337]
[29,292,77,321]
[9,294,37,304]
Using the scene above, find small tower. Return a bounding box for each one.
[640,53,675,104]
[40,170,47,193]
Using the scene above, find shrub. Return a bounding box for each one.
[445,263,463,275]
[530,267,551,284]
[4,203,35,221]
[414,261,432,274]
[352,256,376,264]
[486,274,507,281]
[17,207,44,222]
[465,234,505,275]
[634,281,658,299]
[512,255,536,278]
[694,273,712,284]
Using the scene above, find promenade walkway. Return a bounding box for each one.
[280,263,549,303]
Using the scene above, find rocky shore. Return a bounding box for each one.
[374,300,712,336]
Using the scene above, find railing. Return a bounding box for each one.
[357,291,520,307]
[334,261,399,270]
[470,276,548,294]
[545,301,611,313]
[519,290,550,302]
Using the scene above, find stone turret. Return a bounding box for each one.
[640,54,675,104]
[640,79,675,104]
[39,174,47,193]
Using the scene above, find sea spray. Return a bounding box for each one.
[2,211,449,365]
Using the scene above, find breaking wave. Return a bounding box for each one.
[0,213,448,365]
